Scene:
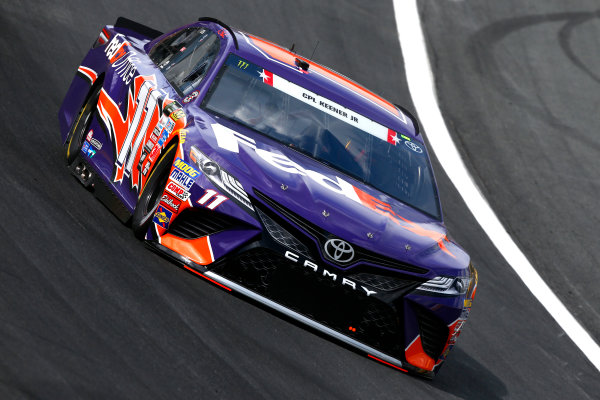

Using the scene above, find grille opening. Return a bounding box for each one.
[211,247,417,359]
[413,305,449,360]
[167,207,240,239]
[256,208,311,258]
[349,272,420,292]
[253,190,428,274]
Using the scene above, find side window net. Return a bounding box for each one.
[149,27,220,96]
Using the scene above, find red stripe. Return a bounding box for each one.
[367,354,408,373]
[78,66,98,83]
[182,265,232,291]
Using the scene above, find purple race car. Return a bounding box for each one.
[59,17,477,378]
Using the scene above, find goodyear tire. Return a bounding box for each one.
[65,85,101,165]
[131,142,178,240]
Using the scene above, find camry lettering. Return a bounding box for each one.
[284,251,377,297]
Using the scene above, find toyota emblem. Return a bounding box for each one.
[404,141,423,153]
[324,238,355,263]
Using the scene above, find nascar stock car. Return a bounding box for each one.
[58,17,477,378]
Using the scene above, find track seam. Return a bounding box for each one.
[393,0,600,372]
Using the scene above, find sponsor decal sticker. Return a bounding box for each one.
[82,141,90,154]
[157,128,169,147]
[160,193,181,213]
[148,144,161,163]
[153,205,172,229]
[163,101,181,116]
[164,118,175,133]
[86,130,94,142]
[169,169,195,190]
[183,90,199,104]
[173,158,200,178]
[142,160,151,176]
[165,180,191,201]
[144,139,155,152]
[170,109,185,122]
[90,138,102,150]
[169,158,200,190]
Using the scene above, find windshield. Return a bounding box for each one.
[202,54,441,219]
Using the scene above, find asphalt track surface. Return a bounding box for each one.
[0,0,599,398]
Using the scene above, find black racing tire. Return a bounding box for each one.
[65,85,101,165]
[131,142,178,240]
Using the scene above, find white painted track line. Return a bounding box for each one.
[393,0,600,372]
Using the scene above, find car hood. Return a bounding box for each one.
[188,114,469,275]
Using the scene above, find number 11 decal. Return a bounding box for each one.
[197,189,228,210]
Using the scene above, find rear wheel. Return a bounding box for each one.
[131,142,178,239]
[65,85,101,165]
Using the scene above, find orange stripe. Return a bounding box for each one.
[405,336,436,371]
[353,185,456,258]
[248,35,400,116]
[160,234,214,265]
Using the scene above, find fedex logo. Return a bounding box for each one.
[105,34,138,84]
[211,123,455,257]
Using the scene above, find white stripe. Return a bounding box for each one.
[393,0,600,371]
[212,123,240,153]
[405,334,420,352]
[206,236,214,262]
[269,74,390,141]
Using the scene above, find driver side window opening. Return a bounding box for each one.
[149,27,221,96]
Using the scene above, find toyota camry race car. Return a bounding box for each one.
[59,17,477,378]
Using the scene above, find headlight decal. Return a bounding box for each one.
[190,146,253,211]
[416,275,471,296]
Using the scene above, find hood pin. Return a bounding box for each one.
[367,232,374,239]
[322,210,330,217]
[280,184,288,190]
[405,244,412,252]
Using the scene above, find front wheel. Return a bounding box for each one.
[131,142,178,239]
[65,85,101,165]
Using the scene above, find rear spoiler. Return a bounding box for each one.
[114,17,163,40]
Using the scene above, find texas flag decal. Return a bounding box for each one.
[259,69,273,86]
[387,129,401,145]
